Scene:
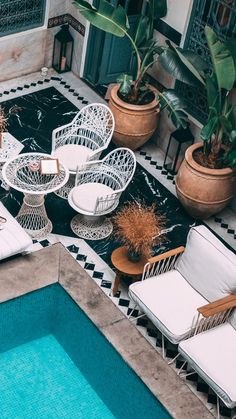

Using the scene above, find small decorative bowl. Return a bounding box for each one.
[28,161,39,172]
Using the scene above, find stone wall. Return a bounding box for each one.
[0,0,68,82]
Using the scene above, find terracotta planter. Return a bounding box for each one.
[109,85,159,150]
[176,143,236,219]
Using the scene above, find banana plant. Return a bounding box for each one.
[159,26,236,168]
[73,0,188,129]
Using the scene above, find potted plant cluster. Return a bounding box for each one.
[159,26,236,218]
[73,0,188,150]
[113,202,166,261]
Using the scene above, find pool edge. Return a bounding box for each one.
[0,244,213,419]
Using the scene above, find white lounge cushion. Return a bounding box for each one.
[179,323,236,408]
[54,144,91,172]
[0,203,32,260]
[129,270,207,344]
[72,183,114,213]
[175,225,236,302]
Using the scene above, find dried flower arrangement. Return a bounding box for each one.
[113,202,166,260]
[0,106,8,148]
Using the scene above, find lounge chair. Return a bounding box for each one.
[129,225,236,352]
[179,295,236,417]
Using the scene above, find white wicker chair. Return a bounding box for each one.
[51,103,115,199]
[68,147,136,240]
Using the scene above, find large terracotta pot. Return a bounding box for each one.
[109,85,159,150]
[176,143,235,219]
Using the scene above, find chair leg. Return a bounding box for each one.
[168,352,180,365]
[162,334,165,358]
[180,370,196,378]
[177,360,187,375]
[128,305,137,319]
[216,396,220,419]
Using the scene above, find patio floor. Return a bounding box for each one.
[0,70,235,419]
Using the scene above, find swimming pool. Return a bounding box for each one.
[0,284,170,418]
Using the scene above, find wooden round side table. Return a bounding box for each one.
[111,246,148,295]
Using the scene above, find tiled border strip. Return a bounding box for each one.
[48,14,85,36]
[0,75,89,105]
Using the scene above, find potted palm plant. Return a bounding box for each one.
[73,0,188,150]
[159,26,236,218]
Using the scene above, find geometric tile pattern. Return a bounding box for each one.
[0,76,89,106]
[48,14,85,37]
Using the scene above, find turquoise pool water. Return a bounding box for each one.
[0,285,170,418]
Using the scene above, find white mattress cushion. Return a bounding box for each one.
[175,225,236,302]
[0,203,32,260]
[72,183,114,213]
[129,270,207,344]
[54,144,91,172]
[179,323,236,408]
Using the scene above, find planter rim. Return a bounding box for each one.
[110,84,159,112]
[185,142,234,176]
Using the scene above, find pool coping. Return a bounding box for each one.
[0,244,213,418]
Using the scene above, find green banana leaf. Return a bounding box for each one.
[176,49,208,74]
[205,74,221,116]
[158,90,188,129]
[133,16,150,47]
[225,149,236,169]
[117,74,132,94]
[226,39,236,75]
[200,116,218,141]
[219,115,232,133]
[205,26,235,91]
[149,0,167,20]
[140,44,163,74]
[169,44,205,85]
[229,130,236,145]
[73,0,129,37]
[159,48,204,87]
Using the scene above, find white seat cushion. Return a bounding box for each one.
[129,270,207,344]
[179,323,236,408]
[72,183,114,213]
[175,225,236,302]
[54,144,91,172]
[0,203,32,260]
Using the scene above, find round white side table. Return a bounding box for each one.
[2,153,69,239]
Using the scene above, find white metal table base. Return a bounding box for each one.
[16,194,52,240]
[70,214,113,240]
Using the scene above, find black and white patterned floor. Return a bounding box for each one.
[0,71,235,418]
